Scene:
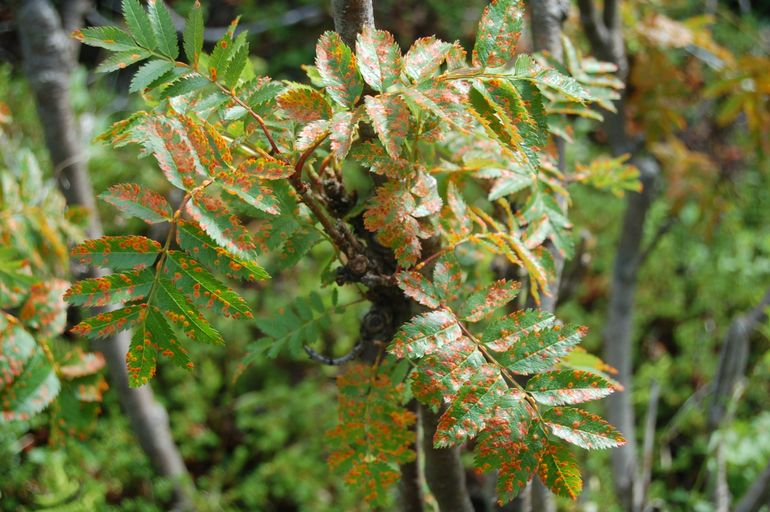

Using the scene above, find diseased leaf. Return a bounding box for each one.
[155,278,224,345]
[396,271,440,308]
[71,305,145,339]
[64,269,154,307]
[100,183,173,224]
[411,336,485,407]
[432,254,464,303]
[389,309,461,359]
[538,439,583,499]
[330,110,358,160]
[74,26,137,52]
[543,407,626,449]
[187,195,258,257]
[19,279,70,338]
[163,250,252,319]
[473,0,525,67]
[96,50,151,73]
[183,1,204,66]
[0,314,60,422]
[434,368,508,447]
[364,94,410,159]
[176,220,269,282]
[363,182,423,267]
[404,36,453,82]
[482,310,585,374]
[277,86,332,123]
[71,236,161,270]
[126,305,191,387]
[526,370,615,406]
[460,279,521,322]
[296,119,330,152]
[355,27,402,92]
[316,31,362,107]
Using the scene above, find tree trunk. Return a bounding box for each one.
[331,0,374,47]
[14,1,193,508]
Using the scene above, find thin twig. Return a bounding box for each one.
[304,339,364,366]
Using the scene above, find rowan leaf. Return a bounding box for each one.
[71,236,161,271]
[395,271,440,309]
[253,291,330,358]
[126,305,191,387]
[183,1,204,66]
[129,59,175,93]
[475,402,543,504]
[473,0,525,67]
[363,182,423,267]
[0,314,60,422]
[71,305,145,339]
[146,0,178,59]
[100,183,173,224]
[19,279,69,338]
[187,195,258,258]
[64,269,154,308]
[75,26,137,52]
[296,119,330,151]
[482,310,585,374]
[410,336,485,407]
[460,279,521,322]
[432,254,464,303]
[526,370,615,406]
[434,368,508,447]
[389,309,462,359]
[176,220,268,282]
[330,110,358,160]
[537,439,583,499]
[163,250,252,319]
[404,36,453,82]
[122,0,156,50]
[543,407,626,449]
[277,86,332,123]
[327,363,416,505]
[365,94,410,159]
[160,75,211,99]
[155,278,224,345]
[316,31,362,107]
[355,27,403,92]
[96,50,151,73]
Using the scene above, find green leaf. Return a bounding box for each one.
[543,407,626,449]
[186,195,257,258]
[404,36,453,82]
[315,31,363,107]
[277,86,333,123]
[100,183,173,224]
[389,309,462,359]
[147,0,178,59]
[482,310,584,374]
[71,305,145,339]
[223,35,250,87]
[183,1,204,66]
[64,269,154,308]
[355,27,402,92]
[129,59,175,93]
[364,94,410,159]
[163,251,252,319]
[160,75,211,99]
[155,278,224,345]
[176,220,268,282]
[75,26,138,51]
[123,0,156,50]
[537,439,583,499]
[253,291,330,358]
[0,314,60,422]
[395,271,440,309]
[96,49,151,73]
[473,0,525,67]
[434,368,508,447]
[460,279,521,322]
[526,370,615,406]
[71,236,161,271]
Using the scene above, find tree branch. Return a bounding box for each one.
[735,459,770,512]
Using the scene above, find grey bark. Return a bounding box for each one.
[14,1,193,508]
[420,405,475,512]
[708,289,770,431]
[331,0,374,47]
[735,459,770,512]
[576,2,665,509]
[399,400,425,512]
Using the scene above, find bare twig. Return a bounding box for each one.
[304,339,364,366]
[634,380,660,512]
